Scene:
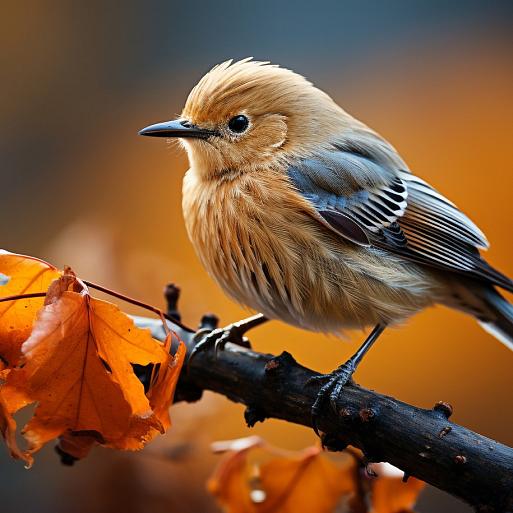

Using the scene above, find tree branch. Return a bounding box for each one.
[134,314,513,513]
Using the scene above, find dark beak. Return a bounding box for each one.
[139,119,215,139]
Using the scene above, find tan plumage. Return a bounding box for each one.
[183,161,442,332]
[142,58,513,348]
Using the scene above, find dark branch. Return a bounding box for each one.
[134,314,513,513]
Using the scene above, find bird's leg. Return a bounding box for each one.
[187,313,268,367]
[310,323,387,435]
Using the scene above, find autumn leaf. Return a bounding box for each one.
[369,463,425,513]
[147,333,187,432]
[208,437,358,513]
[209,437,266,513]
[208,439,426,513]
[0,251,60,366]
[1,269,185,463]
[100,335,186,452]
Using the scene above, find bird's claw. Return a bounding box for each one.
[310,361,355,436]
[187,323,250,370]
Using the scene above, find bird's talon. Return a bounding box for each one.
[329,384,344,413]
[311,415,321,437]
[310,362,356,436]
[306,374,330,387]
[188,322,254,371]
[214,333,229,357]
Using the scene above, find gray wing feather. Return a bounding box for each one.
[287,145,513,292]
[287,148,408,244]
[398,172,489,249]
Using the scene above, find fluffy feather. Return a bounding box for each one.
[171,58,513,345]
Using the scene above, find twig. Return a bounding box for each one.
[0,292,47,303]
[135,314,513,513]
[84,280,194,332]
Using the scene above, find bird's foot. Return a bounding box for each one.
[309,360,356,436]
[187,322,251,369]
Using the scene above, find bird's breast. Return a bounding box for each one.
[182,168,437,332]
[182,169,317,317]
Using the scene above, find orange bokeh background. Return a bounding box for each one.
[1,3,512,512]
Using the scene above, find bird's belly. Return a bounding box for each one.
[183,172,437,333]
[188,222,435,333]
[200,238,434,332]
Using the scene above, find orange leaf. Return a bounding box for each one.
[208,438,358,513]
[209,441,427,513]
[208,437,265,513]
[1,271,171,460]
[108,336,187,450]
[147,333,186,432]
[258,448,358,513]
[0,251,60,366]
[370,463,425,513]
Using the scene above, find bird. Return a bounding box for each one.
[140,58,513,427]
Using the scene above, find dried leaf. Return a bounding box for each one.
[147,334,186,432]
[208,437,264,513]
[258,448,357,513]
[370,463,425,513]
[1,271,179,460]
[208,440,427,513]
[0,251,60,365]
[208,437,358,513]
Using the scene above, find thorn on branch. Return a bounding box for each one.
[433,401,453,419]
[438,426,452,438]
[319,433,348,452]
[454,454,467,465]
[199,313,219,331]
[264,351,297,375]
[244,405,267,427]
[164,283,181,321]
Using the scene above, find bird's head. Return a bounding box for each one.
[140,59,350,178]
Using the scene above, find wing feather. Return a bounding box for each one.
[287,145,513,292]
[399,171,489,249]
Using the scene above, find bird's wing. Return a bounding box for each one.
[287,147,513,291]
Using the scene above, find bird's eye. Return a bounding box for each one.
[228,115,249,134]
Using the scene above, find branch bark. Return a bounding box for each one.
[134,315,513,513]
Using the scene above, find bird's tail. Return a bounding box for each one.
[475,287,513,351]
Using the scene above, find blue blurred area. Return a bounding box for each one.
[3,0,513,181]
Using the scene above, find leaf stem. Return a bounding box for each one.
[82,280,193,332]
[0,292,47,303]
[0,282,194,333]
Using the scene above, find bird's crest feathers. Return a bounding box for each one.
[183,58,319,124]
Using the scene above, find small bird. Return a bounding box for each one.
[140,59,513,423]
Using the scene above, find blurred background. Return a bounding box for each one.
[1,1,512,511]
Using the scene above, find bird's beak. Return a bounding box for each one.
[139,119,215,139]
